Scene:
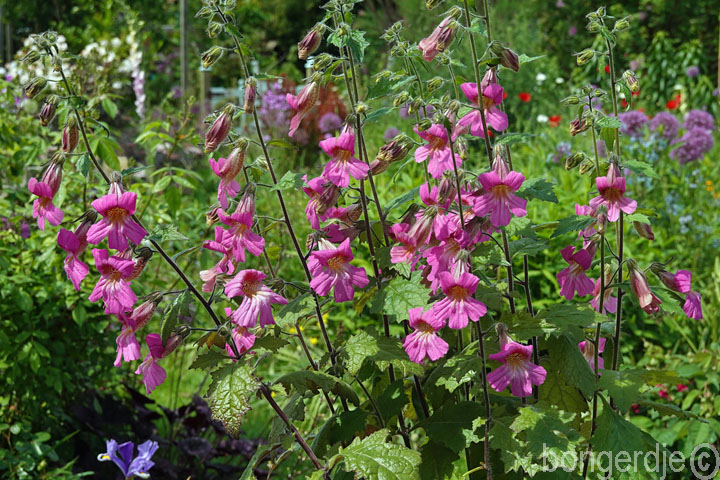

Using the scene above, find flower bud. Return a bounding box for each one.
[427,77,443,93]
[201,46,224,69]
[206,206,221,226]
[21,50,41,65]
[62,116,79,153]
[344,204,363,223]
[578,158,595,175]
[400,203,421,227]
[587,21,601,33]
[393,91,410,108]
[355,102,368,115]
[489,42,520,72]
[595,7,606,17]
[128,291,163,331]
[317,183,340,216]
[39,95,59,127]
[162,333,184,357]
[561,95,580,106]
[565,152,586,170]
[435,21,457,53]
[407,98,423,116]
[455,136,469,161]
[623,70,639,93]
[447,6,463,19]
[23,77,47,99]
[569,117,590,136]
[128,247,154,281]
[243,77,256,114]
[204,104,234,153]
[437,175,457,205]
[207,21,223,39]
[577,49,595,66]
[370,159,389,175]
[425,0,444,8]
[376,135,412,164]
[633,221,654,241]
[312,53,333,71]
[614,16,630,31]
[298,28,322,60]
[627,259,662,314]
[417,119,432,131]
[595,205,608,235]
[42,154,65,196]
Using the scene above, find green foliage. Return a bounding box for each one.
[328,429,421,480]
[275,371,360,406]
[206,364,259,438]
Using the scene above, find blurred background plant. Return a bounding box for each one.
[1,0,719,476]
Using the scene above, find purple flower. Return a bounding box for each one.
[551,142,571,163]
[98,439,158,478]
[685,66,700,78]
[618,110,649,139]
[649,112,679,140]
[596,139,608,158]
[259,80,291,130]
[399,103,434,119]
[629,59,642,71]
[318,112,343,133]
[20,221,30,239]
[384,127,401,142]
[683,109,714,132]
[568,25,577,36]
[670,127,714,164]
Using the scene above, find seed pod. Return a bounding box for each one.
[23,77,47,99]
[128,247,154,281]
[201,46,223,69]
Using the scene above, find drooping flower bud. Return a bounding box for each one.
[633,221,654,241]
[561,95,580,106]
[627,259,662,314]
[578,158,595,175]
[565,152,586,170]
[425,0,445,8]
[287,80,319,137]
[23,77,47,99]
[400,203,421,227]
[437,175,457,206]
[623,70,639,93]
[312,53,333,71]
[162,333,184,357]
[206,206,221,226]
[62,116,79,153]
[201,46,224,69]
[393,91,410,108]
[577,49,595,66]
[42,153,65,196]
[205,104,234,153]
[39,95,60,127]
[587,21,601,33]
[614,17,630,32]
[595,205,608,235]
[128,247,154,281]
[128,291,163,331]
[417,119,432,131]
[569,117,590,136]
[21,49,41,65]
[370,159,389,175]
[207,21,223,39]
[490,42,520,72]
[243,77,256,114]
[435,21,457,53]
[298,28,323,60]
[376,135,412,165]
[455,136,469,161]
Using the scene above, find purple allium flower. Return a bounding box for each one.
[683,109,714,132]
[170,86,183,99]
[596,139,607,158]
[649,111,680,140]
[97,439,158,478]
[618,110,649,138]
[384,127,401,142]
[259,80,291,129]
[568,25,577,36]
[685,66,700,78]
[670,127,714,164]
[318,112,343,133]
[551,141,571,163]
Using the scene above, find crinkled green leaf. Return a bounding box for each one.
[206,363,258,438]
[271,171,305,191]
[370,272,429,323]
[189,349,229,370]
[275,370,359,406]
[518,177,558,203]
[312,409,369,457]
[329,429,421,480]
[343,330,424,377]
[420,401,483,453]
[598,369,680,411]
[275,292,314,327]
[148,224,188,243]
[551,215,595,238]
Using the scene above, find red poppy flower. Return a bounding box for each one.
[604,65,610,74]
[502,90,508,100]
[548,115,561,127]
[666,94,681,110]
[518,92,531,102]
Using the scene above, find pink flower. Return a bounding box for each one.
[657,269,692,293]
[28,158,64,230]
[431,272,487,329]
[423,235,466,293]
[418,17,455,62]
[57,212,96,291]
[135,334,167,394]
[309,238,369,302]
[217,209,265,263]
[589,164,637,222]
[89,249,137,314]
[286,81,319,137]
[579,338,606,372]
[209,146,246,209]
[205,109,232,153]
[453,83,508,140]
[487,341,546,397]
[114,315,141,367]
[224,308,256,357]
[556,245,594,300]
[200,226,235,292]
[319,131,369,188]
[683,291,702,319]
[224,270,288,327]
[473,162,527,227]
[589,276,617,314]
[414,124,461,179]
[303,175,340,229]
[628,262,661,314]
[87,192,147,251]
[403,307,448,363]
[390,223,420,268]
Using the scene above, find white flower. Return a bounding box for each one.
[536,73,547,83]
[536,114,549,123]
[673,84,683,91]
[112,81,123,90]
[555,77,565,84]
[111,38,122,48]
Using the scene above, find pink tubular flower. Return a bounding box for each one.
[89,249,137,314]
[453,83,508,140]
[135,334,167,394]
[303,175,340,229]
[628,261,661,314]
[414,124,461,179]
[87,192,147,251]
[579,338,606,372]
[589,276,617,315]
[57,211,97,291]
[224,269,288,327]
[209,144,247,209]
[403,307,448,363]
[683,291,702,319]
[200,226,235,292]
[589,164,637,222]
[556,245,595,300]
[473,160,527,227]
[217,209,264,263]
[431,272,487,329]
[286,81,319,137]
[418,16,454,61]
[28,157,64,230]
[652,265,701,319]
[487,341,546,397]
[319,131,369,188]
[224,309,256,357]
[114,315,141,367]
[309,238,369,302]
[390,223,420,269]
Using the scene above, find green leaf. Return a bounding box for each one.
[518,177,558,203]
[385,186,420,214]
[96,137,121,171]
[346,30,370,65]
[508,237,548,258]
[364,107,393,124]
[238,443,276,480]
[376,380,408,425]
[75,153,91,180]
[206,363,259,438]
[419,441,458,480]
[652,287,686,316]
[508,304,598,341]
[329,429,421,480]
[638,400,704,420]
[518,54,545,65]
[420,401,483,453]
[121,166,151,177]
[275,371,360,406]
[160,290,193,343]
[624,212,651,225]
[190,350,229,370]
[369,272,429,323]
[267,138,298,150]
[598,369,680,411]
[494,132,535,147]
[271,171,305,191]
[148,224,188,243]
[312,410,369,457]
[343,330,423,377]
[252,335,290,352]
[101,97,118,119]
[544,334,597,397]
[595,115,622,129]
[275,292,314,327]
[551,215,595,238]
[623,159,659,179]
[600,126,616,153]
[510,405,581,466]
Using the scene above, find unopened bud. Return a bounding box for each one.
[39,95,59,127]
[595,7,606,17]
[436,22,457,53]
[370,159,389,175]
[204,105,234,153]
[393,91,410,108]
[400,203,421,227]
[201,46,223,69]
[577,49,595,66]
[243,77,256,114]
[21,50,41,65]
[614,17,630,32]
[427,77,443,93]
[565,152,586,170]
[587,21,601,33]
[595,205,608,235]
[162,333,184,357]
[62,116,79,153]
[570,117,590,136]
[437,175,456,205]
[623,70,639,93]
[561,95,580,106]
[127,247,154,281]
[298,28,322,60]
[207,21,223,38]
[578,158,595,175]
[425,0,444,8]
[447,6,462,19]
[633,221,654,241]
[128,292,163,331]
[417,119,432,131]
[376,135,412,164]
[355,102,368,115]
[496,323,513,348]
[407,98,423,116]
[23,77,47,99]
[312,53,333,71]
